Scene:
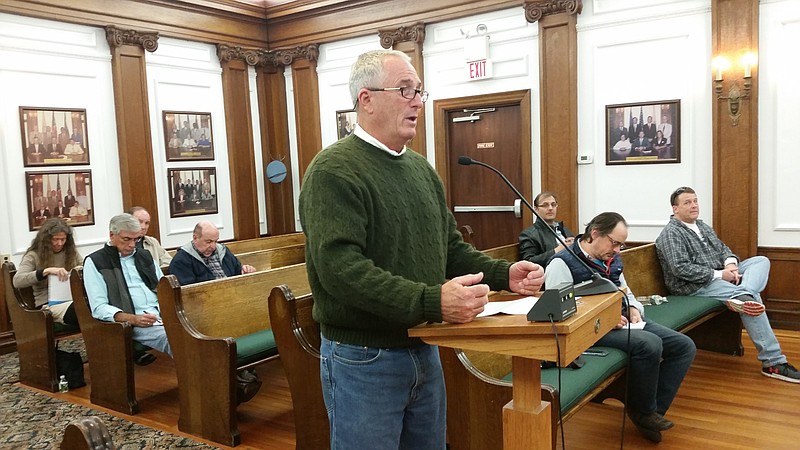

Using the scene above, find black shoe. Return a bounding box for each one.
[629,410,673,431]
[134,353,157,366]
[236,369,262,404]
[762,362,800,383]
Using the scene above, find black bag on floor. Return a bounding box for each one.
[55,349,86,389]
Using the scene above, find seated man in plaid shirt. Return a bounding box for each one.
[656,186,800,384]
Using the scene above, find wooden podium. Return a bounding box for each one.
[408,291,622,449]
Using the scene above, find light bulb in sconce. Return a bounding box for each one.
[713,56,730,81]
[741,52,756,79]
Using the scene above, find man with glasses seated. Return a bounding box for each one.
[83,214,171,358]
[656,186,800,384]
[518,191,574,267]
[545,212,696,443]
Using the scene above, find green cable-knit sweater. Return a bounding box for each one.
[299,135,511,348]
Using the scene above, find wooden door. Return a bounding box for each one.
[434,91,532,250]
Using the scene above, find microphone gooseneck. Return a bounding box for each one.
[459,155,617,296]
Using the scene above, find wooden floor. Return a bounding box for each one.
[20,330,800,449]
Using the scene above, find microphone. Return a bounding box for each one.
[457,155,617,297]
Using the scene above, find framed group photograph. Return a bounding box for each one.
[336,109,357,139]
[20,107,89,167]
[26,170,94,231]
[163,111,214,161]
[168,168,218,218]
[606,99,680,165]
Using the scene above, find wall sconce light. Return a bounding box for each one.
[713,52,755,126]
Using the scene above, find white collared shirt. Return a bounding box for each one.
[353,123,407,157]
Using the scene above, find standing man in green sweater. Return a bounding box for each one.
[299,49,545,450]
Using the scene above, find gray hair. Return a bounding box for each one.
[109,213,141,235]
[349,49,411,107]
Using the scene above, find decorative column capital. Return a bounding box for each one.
[524,0,583,23]
[105,26,159,52]
[216,44,260,66]
[270,44,319,66]
[378,22,426,49]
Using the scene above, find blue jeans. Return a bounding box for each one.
[132,325,172,357]
[320,337,446,450]
[692,256,786,367]
[595,321,696,415]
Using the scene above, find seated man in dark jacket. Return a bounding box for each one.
[518,191,574,267]
[169,221,256,285]
[168,220,259,402]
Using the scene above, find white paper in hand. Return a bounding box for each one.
[47,274,73,305]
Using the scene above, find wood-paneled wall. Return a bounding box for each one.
[712,0,759,259]
[1,0,798,336]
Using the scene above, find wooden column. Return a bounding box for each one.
[217,44,261,240]
[712,0,759,258]
[379,22,427,157]
[256,53,296,235]
[273,45,322,184]
[105,26,161,239]
[525,1,582,233]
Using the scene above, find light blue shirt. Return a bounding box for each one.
[83,247,164,322]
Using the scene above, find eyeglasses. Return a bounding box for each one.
[673,186,692,196]
[367,86,429,102]
[537,202,558,208]
[606,235,626,250]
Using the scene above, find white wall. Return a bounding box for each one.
[577,0,712,241]
[0,14,119,262]
[145,37,235,247]
[759,0,800,247]
[423,7,540,171]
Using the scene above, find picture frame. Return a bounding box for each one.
[20,107,90,167]
[163,111,214,161]
[167,168,218,218]
[336,109,357,140]
[26,170,94,231]
[606,99,680,165]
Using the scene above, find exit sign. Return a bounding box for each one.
[466,59,493,81]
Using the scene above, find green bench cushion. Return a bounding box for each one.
[236,329,278,366]
[503,346,628,413]
[644,295,724,330]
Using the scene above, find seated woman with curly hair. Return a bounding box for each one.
[13,217,83,326]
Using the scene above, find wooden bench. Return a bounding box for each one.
[60,416,115,450]
[230,243,305,271]
[157,262,311,446]
[441,241,744,450]
[166,232,305,258]
[3,261,81,392]
[268,284,329,450]
[68,267,153,415]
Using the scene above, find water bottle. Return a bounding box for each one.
[58,375,69,393]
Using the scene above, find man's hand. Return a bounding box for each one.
[508,261,544,296]
[628,307,642,323]
[114,312,160,327]
[241,264,256,274]
[721,264,740,285]
[441,273,489,324]
[614,314,629,329]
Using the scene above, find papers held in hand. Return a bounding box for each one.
[47,274,73,306]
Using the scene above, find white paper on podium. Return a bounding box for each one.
[47,274,73,303]
[477,296,539,317]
